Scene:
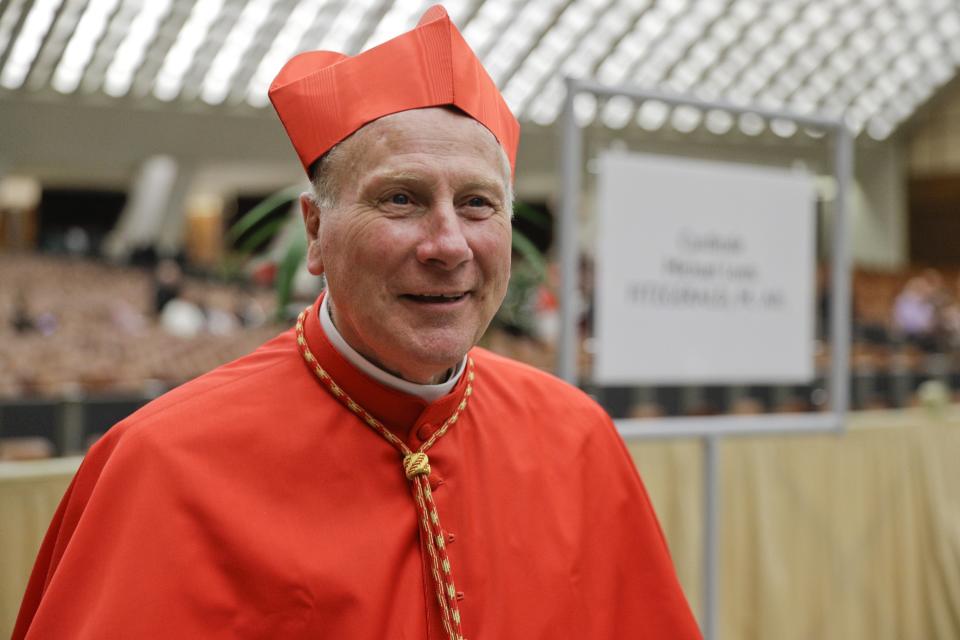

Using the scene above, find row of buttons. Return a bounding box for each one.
[415,423,463,603]
[444,524,462,602]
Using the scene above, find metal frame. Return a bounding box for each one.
[557,77,853,640]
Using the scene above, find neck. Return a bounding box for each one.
[327,297,452,384]
[319,293,465,401]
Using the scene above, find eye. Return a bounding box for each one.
[390,193,411,205]
[460,195,497,220]
[466,196,489,207]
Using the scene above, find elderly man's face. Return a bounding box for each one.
[301,108,512,384]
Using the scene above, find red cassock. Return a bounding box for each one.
[14,297,701,639]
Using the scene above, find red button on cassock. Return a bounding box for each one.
[417,423,433,440]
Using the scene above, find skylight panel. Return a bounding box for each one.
[782,21,812,50]
[705,109,733,135]
[872,5,897,33]
[916,32,941,60]
[359,0,425,51]
[671,104,701,133]
[731,0,762,24]
[313,0,378,55]
[867,115,893,141]
[528,77,565,125]
[927,57,954,85]
[743,19,774,50]
[844,105,867,135]
[201,0,275,105]
[50,0,120,94]
[0,0,952,145]
[485,0,562,87]
[709,16,740,48]
[769,118,797,138]
[515,0,651,122]
[437,0,473,25]
[637,99,668,130]
[104,0,173,97]
[76,0,150,94]
[601,95,633,129]
[0,0,63,89]
[153,0,225,101]
[573,93,597,127]
[938,10,960,38]
[461,0,517,58]
[18,0,87,91]
[738,111,765,136]
[244,0,327,107]
[594,20,651,85]
[0,0,29,60]
[801,2,832,30]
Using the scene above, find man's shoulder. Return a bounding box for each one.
[469,346,605,416]
[98,327,301,450]
[467,347,632,475]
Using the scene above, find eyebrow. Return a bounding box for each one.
[458,178,507,198]
[364,171,429,187]
[363,172,506,198]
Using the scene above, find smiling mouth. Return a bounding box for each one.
[401,292,469,304]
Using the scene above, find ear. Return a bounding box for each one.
[300,192,325,276]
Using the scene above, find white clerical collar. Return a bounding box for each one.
[318,293,466,403]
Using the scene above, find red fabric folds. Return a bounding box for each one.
[14,298,701,639]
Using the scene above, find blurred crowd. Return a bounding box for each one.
[0,253,279,398]
[890,268,960,352]
[4,252,960,410]
[847,266,960,354]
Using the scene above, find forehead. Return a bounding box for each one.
[340,108,509,187]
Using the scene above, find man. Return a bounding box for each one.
[14,6,699,639]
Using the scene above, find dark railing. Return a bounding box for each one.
[0,393,155,456]
[593,347,960,418]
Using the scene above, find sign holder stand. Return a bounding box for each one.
[557,77,854,640]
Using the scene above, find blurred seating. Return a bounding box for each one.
[6,254,960,451]
[0,253,280,399]
[485,264,960,418]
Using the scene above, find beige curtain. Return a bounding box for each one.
[0,457,78,635]
[3,411,959,639]
[629,410,960,640]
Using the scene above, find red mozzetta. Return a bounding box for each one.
[14,296,700,639]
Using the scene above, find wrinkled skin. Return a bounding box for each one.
[301,108,512,384]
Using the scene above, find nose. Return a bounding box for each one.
[415,201,473,270]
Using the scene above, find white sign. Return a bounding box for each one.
[594,151,816,385]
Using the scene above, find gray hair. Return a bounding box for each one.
[308,142,348,209]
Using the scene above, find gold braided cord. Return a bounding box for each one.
[296,306,469,640]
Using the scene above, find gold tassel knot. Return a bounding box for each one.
[404,452,431,479]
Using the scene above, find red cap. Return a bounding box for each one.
[268,5,520,176]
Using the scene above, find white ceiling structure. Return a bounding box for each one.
[1,0,959,142]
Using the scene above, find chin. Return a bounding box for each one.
[403,336,473,374]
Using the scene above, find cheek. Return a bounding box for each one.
[323,221,412,295]
[319,216,374,270]
[475,225,513,289]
